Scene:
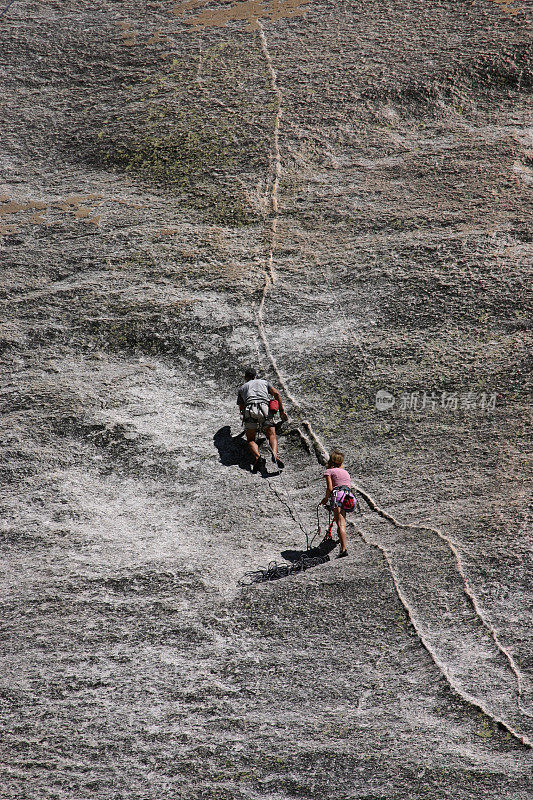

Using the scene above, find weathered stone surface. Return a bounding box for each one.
[1,1,532,798]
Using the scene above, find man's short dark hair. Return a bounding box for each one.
[244,366,257,381]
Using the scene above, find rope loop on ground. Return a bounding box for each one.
[239,554,331,586]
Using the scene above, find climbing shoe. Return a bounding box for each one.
[271,453,285,469]
[252,456,266,474]
[336,550,348,559]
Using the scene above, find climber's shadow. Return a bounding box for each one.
[280,548,308,563]
[213,426,250,471]
[281,537,338,563]
[213,426,281,477]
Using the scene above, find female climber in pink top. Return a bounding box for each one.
[320,449,355,558]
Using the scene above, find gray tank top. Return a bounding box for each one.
[238,379,273,405]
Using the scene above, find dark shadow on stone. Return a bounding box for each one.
[213,426,282,478]
[281,548,309,563]
[251,459,281,480]
[282,537,338,562]
[213,426,251,471]
[257,457,281,480]
[239,554,331,585]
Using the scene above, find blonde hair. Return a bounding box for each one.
[327,449,345,469]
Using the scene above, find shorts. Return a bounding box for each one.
[244,415,275,432]
[329,486,355,512]
[243,402,275,432]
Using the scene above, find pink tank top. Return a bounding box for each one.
[324,467,351,488]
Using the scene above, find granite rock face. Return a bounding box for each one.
[1,1,532,798]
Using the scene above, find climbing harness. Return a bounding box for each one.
[244,400,270,423]
[307,491,359,550]
[329,485,358,513]
[242,398,278,434]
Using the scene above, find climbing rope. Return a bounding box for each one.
[267,442,308,539]
[238,432,337,586]
[0,0,16,20]
[239,554,331,586]
[306,503,332,551]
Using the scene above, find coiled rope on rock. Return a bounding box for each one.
[239,553,331,586]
